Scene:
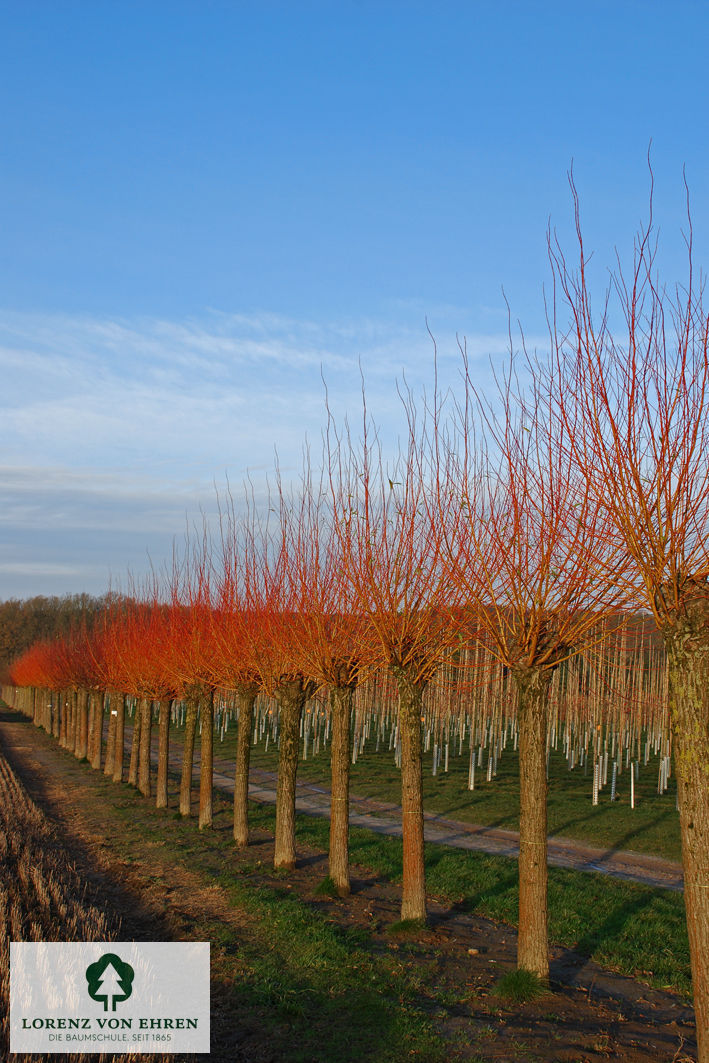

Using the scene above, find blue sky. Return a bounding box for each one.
[1,1,708,598]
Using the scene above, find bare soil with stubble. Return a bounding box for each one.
[0,705,698,1062]
[0,720,183,1063]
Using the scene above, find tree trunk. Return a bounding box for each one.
[329,684,354,895]
[103,693,118,776]
[64,691,72,747]
[52,690,61,740]
[666,625,709,1063]
[68,690,77,753]
[393,668,427,922]
[515,665,553,981]
[199,688,214,829]
[89,691,103,770]
[128,699,141,786]
[59,690,68,747]
[89,693,95,762]
[112,693,126,783]
[233,685,259,847]
[76,688,89,760]
[273,677,315,870]
[179,696,198,817]
[138,697,153,797]
[156,698,171,809]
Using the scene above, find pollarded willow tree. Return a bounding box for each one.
[104,595,175,803]
[48,626,92,756]
[165,534,220,829]
[440,346,628,980]
[275,457,367,895]
[550,172,709,1057]
[329,391,462,922]
[212,500,269,849]
[218,462,366,886]
[85,622,112,772]
[230,487,318,871]
[63,625,99,762]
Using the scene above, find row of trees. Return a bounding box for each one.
[6,178,709,1058]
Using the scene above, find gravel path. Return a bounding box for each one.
[206,753,684,892]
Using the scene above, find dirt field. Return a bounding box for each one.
[0,705,698,1062]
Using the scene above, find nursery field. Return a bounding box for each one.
[224,715,684,864]
[0,701,697,1062]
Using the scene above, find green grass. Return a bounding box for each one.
[386,918,428,935]
[314,874,341,898]
[209,876,449,1062]
[23,703,689,1004]
[495,968,547,1004]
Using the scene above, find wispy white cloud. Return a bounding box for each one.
[0,562,85,578]
[0,306,536,597]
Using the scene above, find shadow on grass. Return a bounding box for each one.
[222,943,443,1063]
[427,852,520,926]
[599,812,678,859]
[0,707,33,725]
[549,808,675,855]
[573,888,659,960]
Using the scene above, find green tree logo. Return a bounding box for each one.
[85,953,135,1012]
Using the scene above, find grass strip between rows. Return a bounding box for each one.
[243,803,691,998]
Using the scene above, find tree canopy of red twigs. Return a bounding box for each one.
[10,639,64,691]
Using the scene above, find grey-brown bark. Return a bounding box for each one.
[128,698,141,786]
[515,665,553,981]
[58,690,68,747]
[89,691,103,770]
[273,677,316,870]
[138,697,153,797]
[664,600,709,1063]
[393,667,427,922]
[233,684,259,847]
[198,688,214,829]
[76,688,89,760]
[156,697,171,809]
[42,688,51,733]
[179,696,199,817]
[329,684,354,895]
[67,690,77,753]
[112,693,126,783]
[103,693,117,777]
[52,690,61,740]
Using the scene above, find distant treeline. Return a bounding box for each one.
[0,594,109,682]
